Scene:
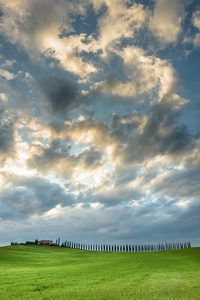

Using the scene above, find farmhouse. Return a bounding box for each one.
[38,240,53,245]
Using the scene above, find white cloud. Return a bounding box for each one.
[192,10,200,47]
[97,46,186,105]
[94,0,149,55]
[0,0,96,77]
[149,0,186,44]
[193,10,200,30]
[0,69,16,80]
[0,93,8,102]
[0,0,150,77]
[43,35,97,77]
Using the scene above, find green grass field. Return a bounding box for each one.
[0,245,200,299]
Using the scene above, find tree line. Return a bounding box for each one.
[60,241,191,252]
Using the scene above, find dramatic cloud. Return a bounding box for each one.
[0,0,199,247]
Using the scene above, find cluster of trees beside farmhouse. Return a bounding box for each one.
[11,239,191,252]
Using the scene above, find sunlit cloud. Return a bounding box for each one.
[0,0,199,247]
[149,0,186,44]
[192,10,200,47]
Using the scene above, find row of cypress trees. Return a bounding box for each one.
[60,241,191,252]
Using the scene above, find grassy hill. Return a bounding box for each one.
[0,245,200,299]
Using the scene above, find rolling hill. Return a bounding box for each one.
[0,245,200,299]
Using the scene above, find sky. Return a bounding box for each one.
[0,0,200,247]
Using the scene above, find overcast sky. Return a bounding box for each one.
[0,0,200,247]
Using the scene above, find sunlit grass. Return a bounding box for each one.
[0,245,200,299]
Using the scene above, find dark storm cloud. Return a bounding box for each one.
[137,100,195,155]
[0,110,15,163]
[112,111,145,142]
[78,147,103,170]
[152,168,200,198]
[28,139,71,170]
[28,138,104,177]
[91,186,143,207]
[57,195,199,245]
[0,122,14,153]
[0,176,75,220]
[112,97,196,167]
[37,75,86,116]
